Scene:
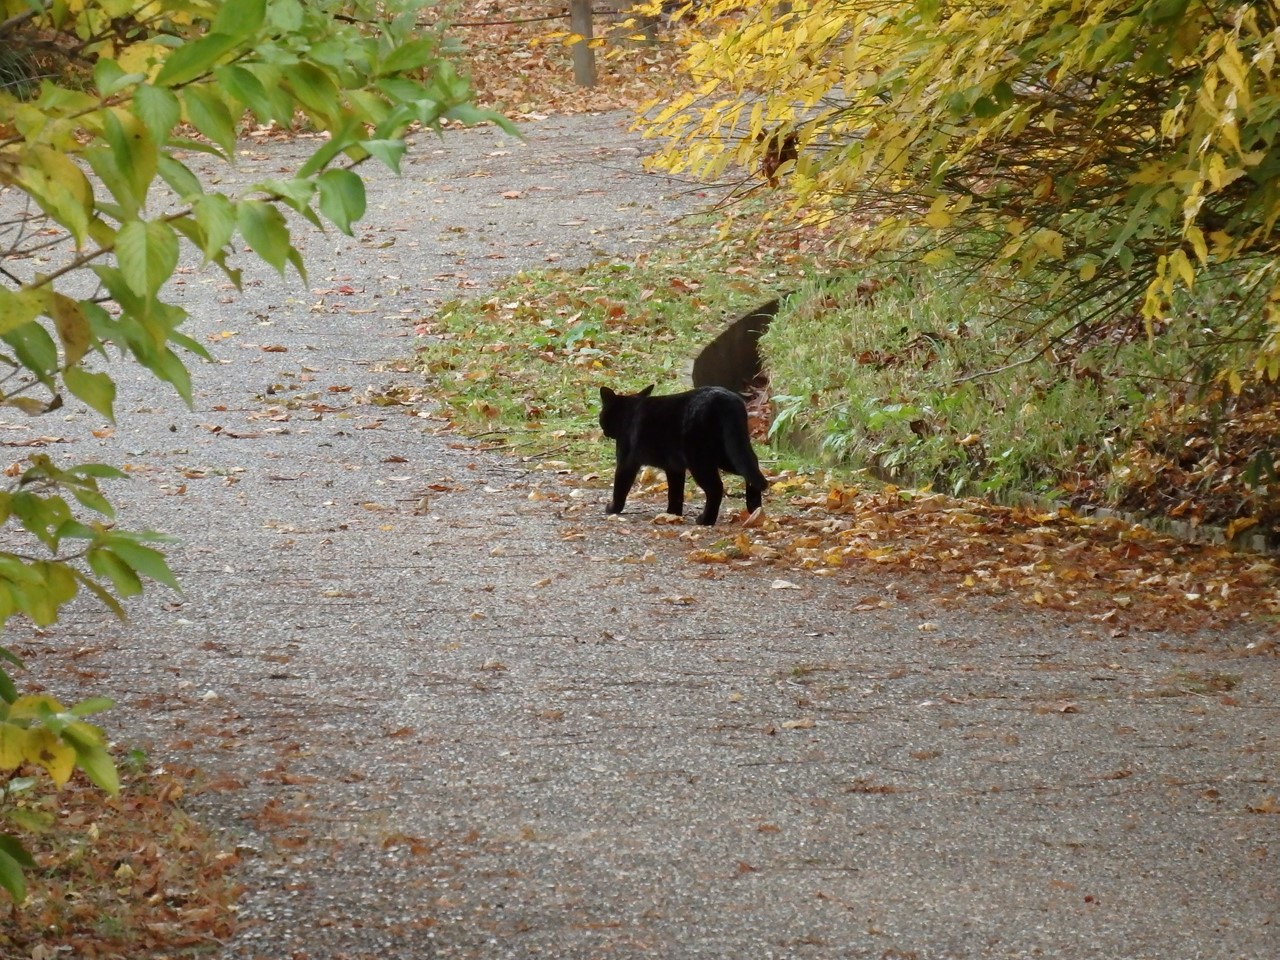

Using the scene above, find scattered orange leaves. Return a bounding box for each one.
[0,761,239,957]
[666,473,1279,640]
[449,2,690,118]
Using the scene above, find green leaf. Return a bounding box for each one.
[316,169,366,235]
[237,200,293,275]
[361,139,407,174]
[103,109,157,217]
[16,147,94,243]
[212,0,267,38]
[267,0,305,32]
[298,118,360,178]
[154,32,241,88]
[87,547,143,598]
[72,571,126,621]
[0,670,17,705]
[58,719,104,750]
[169,329,213,362]
[64,367,117,420]
[133,83,181,142]
[255,178,315,212]
[107,539,179,590]
[157,155,203,200]
[69,463,127,480]
[5,807,54,834]
[115,220,179,297]
[2,321,59,385]
[93,58,136,97]
[380,38,439,75]
[69,697,114,717]
[0,835,34,868]
[283,63,341,121]
[183,84,237,157]
[442,103,500,128]
[70,741,119,795]
[36,561,78,613]
[0,837,33,903]
[214,64,272,119]
[0,290,42,337]
[194,194,237,260]
[149,346,195,405]
[83,145,137,220]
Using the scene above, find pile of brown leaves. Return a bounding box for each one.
[571,467,1279,645]
[1106,383,1280,544]
[0,762,239,957]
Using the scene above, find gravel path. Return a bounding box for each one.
[8,112,1277,960]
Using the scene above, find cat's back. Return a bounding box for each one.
[685,386,747,421]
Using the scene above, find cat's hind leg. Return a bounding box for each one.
[690,467,724,525]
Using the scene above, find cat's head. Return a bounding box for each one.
[598,384,654,438]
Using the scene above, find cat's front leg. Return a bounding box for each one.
[608,460,640,514]
[665,469,685,517]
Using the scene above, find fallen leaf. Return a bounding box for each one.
[781,718,815,729]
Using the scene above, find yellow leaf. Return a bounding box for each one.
[23,728,76,787]
[1079,261,1097,281]
[47,291,90,368]
[1033,229,1065,259]
[924,209,952,228]
[0,723,27,769]
[1169,248,1195,290]
[1186,226,1208,263]
[8,694,65,720]
[1227,369,1244,395]
[1225,516,1258,541]
[1217,41,1250,99]
[116,40,167,79]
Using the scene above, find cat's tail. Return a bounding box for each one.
[725,421,769,493]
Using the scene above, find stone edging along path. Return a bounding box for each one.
[9,113,1278,959]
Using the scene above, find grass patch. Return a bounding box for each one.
[763,263,1280,538]
[765,266,1143,498]
[414,240,808,464]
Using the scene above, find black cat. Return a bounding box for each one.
[599,384,768,525]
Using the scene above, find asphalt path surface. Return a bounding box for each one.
[7,112,1277,959]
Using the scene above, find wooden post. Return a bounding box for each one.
[569,0,596,88]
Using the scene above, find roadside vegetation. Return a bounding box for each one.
[763,265,1279,543]
[0,0,505,941]
[636,0,1280,548]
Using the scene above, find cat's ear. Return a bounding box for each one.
[600,386,616,402]
[638,384,655,397]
